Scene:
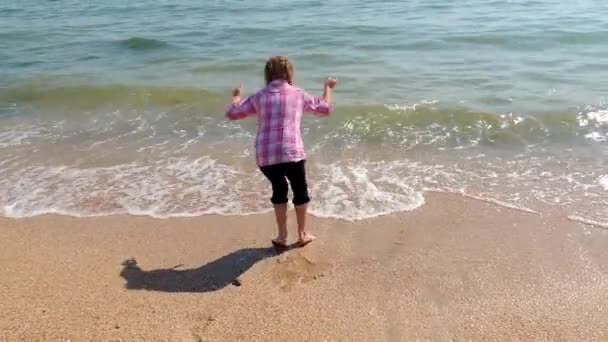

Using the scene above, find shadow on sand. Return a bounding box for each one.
[120,247,284,293]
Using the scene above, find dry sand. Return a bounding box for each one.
[1,192,607,341]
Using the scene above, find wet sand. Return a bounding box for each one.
[1,192,607,341]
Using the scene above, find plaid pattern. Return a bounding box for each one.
[226,80,333,166]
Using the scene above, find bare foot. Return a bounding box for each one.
[272,238,288,249]
[296,233,316,247]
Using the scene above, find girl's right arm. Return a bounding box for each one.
[226,84,257,120]
[323,77,337,104]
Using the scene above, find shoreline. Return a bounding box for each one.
[1,192,607,340]
[3,189,607,230]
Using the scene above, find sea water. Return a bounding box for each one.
[1,0,607,224]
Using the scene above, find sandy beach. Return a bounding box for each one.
[1,192,607,341]
[3,1,608,340]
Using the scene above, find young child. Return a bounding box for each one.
[226,55,337,248]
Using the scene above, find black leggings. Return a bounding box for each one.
[260,160,310,206]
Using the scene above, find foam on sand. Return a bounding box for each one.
[568,216,608,230]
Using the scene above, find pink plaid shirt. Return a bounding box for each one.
[226,80,333,166]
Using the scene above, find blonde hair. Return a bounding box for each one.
[264,56,294,85]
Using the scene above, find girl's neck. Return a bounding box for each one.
[269,79,289,85]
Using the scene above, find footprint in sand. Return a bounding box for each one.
[271,252,332,291]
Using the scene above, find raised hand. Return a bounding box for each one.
[325,77,338,89]
[231,83,243,104]
[232,83,243,97]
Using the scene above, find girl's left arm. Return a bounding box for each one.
[302,78,337,117]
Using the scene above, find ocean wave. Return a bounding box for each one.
[1,81,606,125]
[1,153,605,223]
[599,175,608,191]
[1,84,607,152]
[0,84,222,110]
[0,158,426,221]
[568,216,608,230]
[119,37,170,50]
[453,191,539,214]
[579,107,608,142]
[0,125,47,147]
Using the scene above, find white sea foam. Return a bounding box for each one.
[0,158,426,220]
[583,108,608,141]
[587,109,608,123]
[1,107,607,222]
[1,152,607,224]
[0,127,45,147]
[384,100,438,112]
[309,161,425,220]
[567,216,608,230]
[578,107,608,140]
[599,175,608,191]
[585,132,606,142]
[454,191,539,214]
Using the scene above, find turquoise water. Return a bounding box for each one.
[3,0,608,110]
[1,0,607,224]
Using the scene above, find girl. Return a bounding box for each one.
[226,56,337,248]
